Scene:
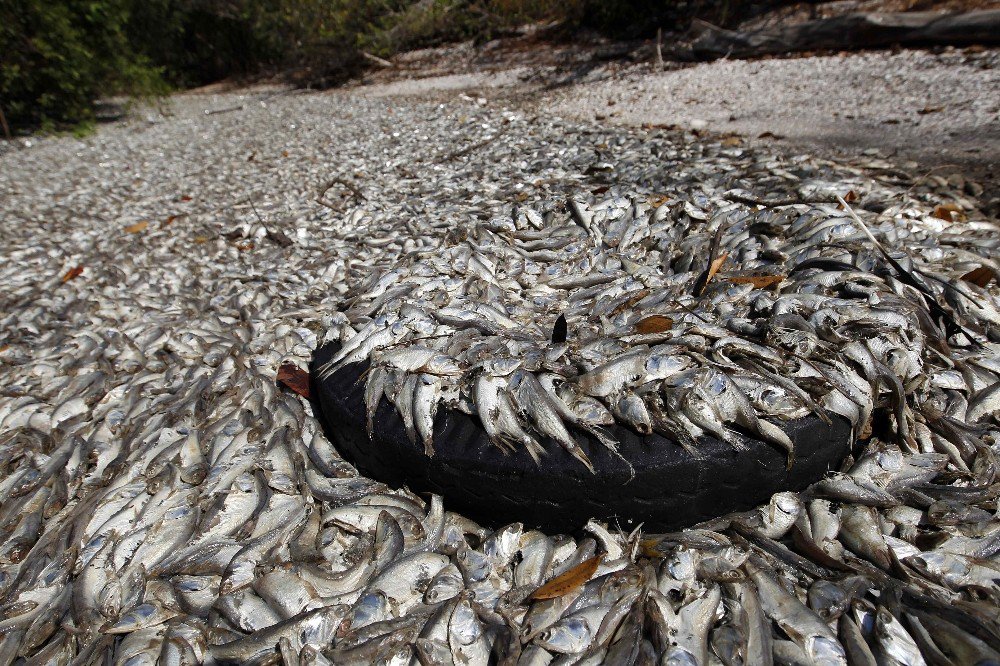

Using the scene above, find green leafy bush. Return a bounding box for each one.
[0,0,168,132]
[0,0,778,134]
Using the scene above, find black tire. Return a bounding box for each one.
[310,342,851,533]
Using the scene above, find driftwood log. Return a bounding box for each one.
[681,10,1000,60]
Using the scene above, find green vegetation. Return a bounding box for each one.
[0,1,770,134]
[0,0,581,133]
[0,0,167,133]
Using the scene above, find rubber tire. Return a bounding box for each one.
[311,342,851,533]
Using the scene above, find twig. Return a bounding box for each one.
[205,91,288,117]
[723,193,805,207]
[905,163,961,196]
[692,226,725,297]
[204,104,244,116]
[837,195,976,345]
[247,196,265,225]
[362,52,393,68]
[0,103,10,140]
[439,127,508,162]
[654,28,664,69]
[316,176,365,210]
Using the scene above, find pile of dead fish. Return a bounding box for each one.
[319,191,1000,475]
[1,88,999,665]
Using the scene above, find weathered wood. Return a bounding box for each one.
[681,10,1000,60]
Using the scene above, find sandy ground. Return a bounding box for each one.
[346,45,999,211]
[540,49,999,185]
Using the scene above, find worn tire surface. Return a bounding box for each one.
[311,342,852,532]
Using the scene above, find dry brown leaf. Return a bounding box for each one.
[635,315,674,334]
[961,266,995,288]
[61,266,84,283]
[193,236,210,244]
[277,363,310,399]
[835,190,859,210]
[728,274,785,289]
[611,289,651,317]
[707,252,729,284]
[530,555,603,600]
[720,136,742,147]
[932,203,966,222]
[647,194,670,208]
[124,221,148,234]
[639,538,664,558]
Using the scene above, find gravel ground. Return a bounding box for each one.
[1,59,998,662]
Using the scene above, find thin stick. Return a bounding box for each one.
[362,51,393,68]
[724,193,805,207]
[316,176,365,210]
[837,195,977,345]
[0,103,10,140]
[904,163,960,196]
[247,196,265,224]
[204,104,244,116]
[655,28,664,69]
[440,127,507,162]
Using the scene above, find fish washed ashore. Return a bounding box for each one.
[1,82,1000,665]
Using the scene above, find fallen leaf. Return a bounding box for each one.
[611,289,651,317]
[707,252,729,284]
[193,236,211,244]
[277,363,311,398]
[234,240,254,252]
[634,315,673,334]
[693,247,729,297]
[530,555,602,600]
[917,105,943,115]
[932,204,966,222]
[647,194,670,208]
[757,131,784,139]
[124,221,148,233]
[721,135,742,147]
[835,190,859,210]
[179,195,192,202]
[728,274,785,289]
[61,266,84,282]
[961,266,995,288]
[639,538,664,558]
[282,150,289,157]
